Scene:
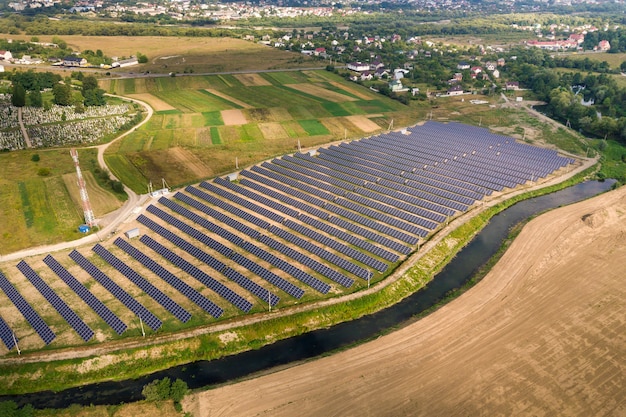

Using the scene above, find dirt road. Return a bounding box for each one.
[185,185,626,417]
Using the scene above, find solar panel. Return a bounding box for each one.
[114,238,223,319]
[68,250,163,332]
[16,260,94,342]
[43,255,127,335]
[0,314,17,350]
[230,252,305,299]
[0,270,56,345]
[138,234,253,312]
[92,244,192,323]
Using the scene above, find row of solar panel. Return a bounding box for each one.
[113,238,225,318]
[0,313,17,350]
[0,270,56,345]
[340,141,492,196]
[163,194,354,288]
[137,233,254,312]
[92,244,192,323]
[269,226,369,280]
[69,249,163,331]
[319,146,484,202]
[17,260,94,342]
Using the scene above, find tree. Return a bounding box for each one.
[11,83,26,107]
[170,379,188,403]
[53,83,72,106]
[81,75,98,94]
[28,89,42,107]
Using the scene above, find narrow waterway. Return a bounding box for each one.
[3,180,615,409]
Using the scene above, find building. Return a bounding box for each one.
[63,56,87,67]
[597,40,611,51]
[112,57,138,68]
[347,62,370,72]
[505,81,520,91]
[448,85,464,96]
[457,62,470,70]
[0,50,13,61]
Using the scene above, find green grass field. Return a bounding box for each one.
[105,70,407,192]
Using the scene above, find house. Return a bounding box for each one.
[63,56,87,67]
[359,71,373,81]
[569,33,585,44]
[491,69,500,79]
[448,85,464,96]
[347,62,370,72]
[0,65,4,73]
[457,62,470,70]
[389,78,408,92]
[394,69,409,79]
[0,50,12,61]
[497,58,506,66]
[374,68,389,78]
[485,62,497,71]
[370,60,385,71]
[314,47,326,56]
[505,81,520,91]
[453,72,463,81]
[597,40,611,51]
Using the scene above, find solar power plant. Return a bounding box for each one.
[92,244,192,323]
[0,270,56,345]
[145,203,305,299]
[114,238,224,318]
[16,260,94,342]
[68,250,163,332]
[0,314,17,350]
[138,234,254,312]
[43,255,127,335]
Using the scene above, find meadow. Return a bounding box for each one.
[0,149,123,254]
[102,70,412,193]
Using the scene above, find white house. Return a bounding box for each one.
[0,65,4,73]
[0,50,12,61]
[347,62,370,72]
[448,85,464,96]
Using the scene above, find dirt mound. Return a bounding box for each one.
[581,208,608,228]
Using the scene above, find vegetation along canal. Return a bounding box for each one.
[2,179,615,409]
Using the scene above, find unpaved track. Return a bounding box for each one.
[185,186,626,417]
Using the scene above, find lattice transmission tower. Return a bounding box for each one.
[70,148,96,226]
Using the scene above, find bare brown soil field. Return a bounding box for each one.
[126,93,175,112]
[162,147,212,179]
[221,109,248,126]
[185,186,626,417]
[345,115,382,133]
[205,89,252,109]
[286,83,359,102]
[233,73,271,87]
[62,171,123,218]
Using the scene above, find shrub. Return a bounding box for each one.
[31,154,40,162]
[37,168,50,176]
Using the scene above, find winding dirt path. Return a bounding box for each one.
[184,182,626,417]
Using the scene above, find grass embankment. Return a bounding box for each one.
[0,165,598,397]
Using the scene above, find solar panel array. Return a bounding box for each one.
[92,244,192,323]
[16,260,94,342]
[0,270,56,345]
[113,238,224,319]
[69,250,163,332]
[0,314,17,350]
[137,232,254,312]
[43,255,127,335]
[137,210,283,305]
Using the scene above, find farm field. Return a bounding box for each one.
[6,35,316,75]
[0,149,121,254]
[103,70,412,193]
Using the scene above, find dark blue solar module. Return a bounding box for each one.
[0,270,56,345]
[92,244,192,323]
[230,252,305,299]
[43,255,127,335]
[0,314,17,350]
[114,238,223,319]
[68,250,162,332]
[138,234,254,312]
[16,260,94,342]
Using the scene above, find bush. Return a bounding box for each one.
[31,154,40,162]
[37,168,51,176]
[141,377,188,405]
